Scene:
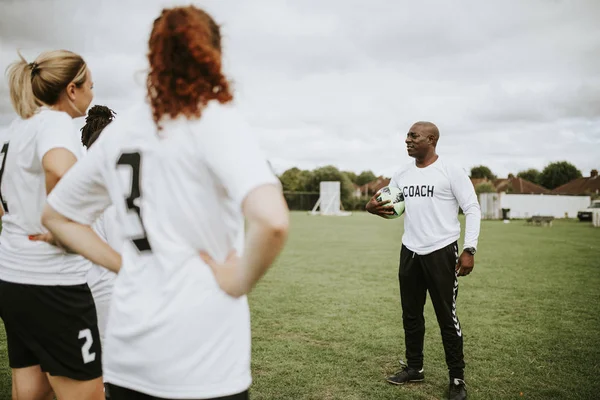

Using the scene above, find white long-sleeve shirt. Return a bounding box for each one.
[389,157,481,255]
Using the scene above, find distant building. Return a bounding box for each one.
[366,176,391,195]
[353,176,391,198]
[476,172,594,219]
[493,174,550,194]
[551,169,600,196]
[470,178,488,188]
[470,174,549,194]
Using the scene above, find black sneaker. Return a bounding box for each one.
[385,360,424,385]
[448,378,467,400]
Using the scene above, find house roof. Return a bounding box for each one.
[368,177,391,193]
[366,174,563,195]
[470,176,549,194]
[358,176,391,194]
[493,176,550,194]
[551,170,600,195]
[470,178,488,187]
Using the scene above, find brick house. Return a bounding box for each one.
[470,174,549,194]
[551,169,600,197]
[493,174,550,194]
[353,176,391,197]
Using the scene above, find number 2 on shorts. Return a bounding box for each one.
[78,328,96,364]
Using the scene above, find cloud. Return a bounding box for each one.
[0,0,598,178]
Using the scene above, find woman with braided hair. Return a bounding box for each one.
[80,104,120,400]
[81,105,116,148]
[80,105,119,342]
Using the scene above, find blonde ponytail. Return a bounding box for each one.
[6,52,40,119]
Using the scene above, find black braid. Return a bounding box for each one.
[81,105,116,148]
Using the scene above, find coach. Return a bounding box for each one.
[366,121,481,400]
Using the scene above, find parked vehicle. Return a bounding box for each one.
[577,200,600,221]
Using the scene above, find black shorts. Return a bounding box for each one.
[0,279,102,381]
[107,384,249,400]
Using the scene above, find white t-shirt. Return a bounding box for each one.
[87,206,120,300]
[47,101,280,399]
[0,108,91,285]
[389,158,481,255]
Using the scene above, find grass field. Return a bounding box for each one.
[1,212,599,399]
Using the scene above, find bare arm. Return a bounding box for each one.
[29,148,79,244]
[41,204,121,273]
[41,148,77,194]
[237,184,289,293]
[201,184,289,298]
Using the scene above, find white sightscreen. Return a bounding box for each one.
[319,181,341,215]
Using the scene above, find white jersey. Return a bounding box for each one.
[88,206,120,300]
[389,158,481,255]
[88,205,120,345]
[47,101,280,399]
[0,108,91,285]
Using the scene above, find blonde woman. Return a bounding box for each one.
[0,51,104,400]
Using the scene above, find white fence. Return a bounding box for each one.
[479,193,591,219]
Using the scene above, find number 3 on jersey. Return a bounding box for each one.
[117,152,152,252]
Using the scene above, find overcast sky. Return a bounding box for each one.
[0,0,599,178]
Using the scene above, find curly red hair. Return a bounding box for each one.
[147,6,233,128]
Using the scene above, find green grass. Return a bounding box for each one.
[1,212,599,399]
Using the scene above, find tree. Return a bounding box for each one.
[517,169,541,185]
[306,165,354,203]
[539,161,582,190]
[278,168,313,192]
[355,170,377,186]
[343,171,358,184]
[475,182,496,196]
[470,165,496,180]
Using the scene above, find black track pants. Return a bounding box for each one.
[398,241,465,380]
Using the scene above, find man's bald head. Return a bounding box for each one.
[411,121,439,146]
[405,121,440,161]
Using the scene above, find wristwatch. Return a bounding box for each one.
[464,247,477,256]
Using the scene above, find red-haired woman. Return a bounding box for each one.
[42,6,289,400]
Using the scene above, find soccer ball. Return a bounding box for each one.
[376,186,405,219]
